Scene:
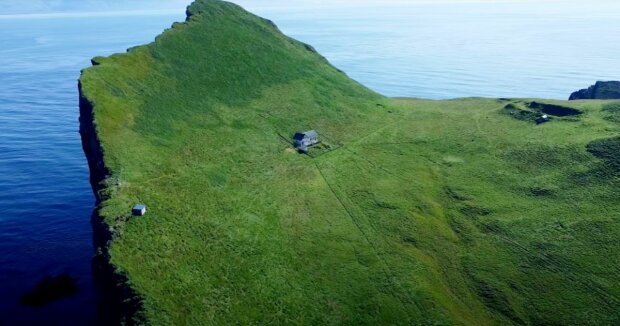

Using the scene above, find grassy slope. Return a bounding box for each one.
[80,0,620,324]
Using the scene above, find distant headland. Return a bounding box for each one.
[569,80,620,100]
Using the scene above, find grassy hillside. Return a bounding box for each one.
[80,0,620,324]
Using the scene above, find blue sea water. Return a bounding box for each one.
[265,1,620,99]
[0,2,619,324]
[0,12,185,325]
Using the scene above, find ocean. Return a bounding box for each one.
[0,1,618,324]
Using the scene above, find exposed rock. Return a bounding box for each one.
[78,81,110,200]
[79,81,145,325]
[569,81,620,100]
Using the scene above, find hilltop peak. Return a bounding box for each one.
[186,0,243,20]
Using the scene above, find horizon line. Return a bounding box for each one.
[0,9,186,20]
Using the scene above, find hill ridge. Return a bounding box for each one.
[80,1,620,324]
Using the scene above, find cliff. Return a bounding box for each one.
[79,81,145,325]
[569,80,620,100]
[78,80,109,200]
[79,0,620,325]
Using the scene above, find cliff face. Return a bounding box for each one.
[78,81,109,201]
[76,1,381,323]
[569,81,620,100]
[76,1,620,325]
[78,81,144,325]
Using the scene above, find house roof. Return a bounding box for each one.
[293,130,318,140]
[304,130,318,138]
[133,204,146,210]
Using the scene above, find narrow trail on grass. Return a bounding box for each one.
[312,160,423,322]
[312,161,379,260]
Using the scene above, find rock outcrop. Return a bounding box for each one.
[569,81,620,100]
[79,81,145,325]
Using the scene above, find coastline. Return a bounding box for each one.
[78,81,145,325]
[73,1,620,324]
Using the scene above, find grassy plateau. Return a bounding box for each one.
[79,0,620,324]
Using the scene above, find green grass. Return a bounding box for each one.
[80,1,620,324]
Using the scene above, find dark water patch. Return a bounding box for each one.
[528,101,582,117]
[1,4,620,324]
[20,273,79,307]
[0,14,184,324]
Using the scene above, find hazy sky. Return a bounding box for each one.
[1,0,618,17]
[0,0,450,15]
[0,0,188,15]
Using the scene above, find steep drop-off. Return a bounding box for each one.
[569,81,620,100]
[80,1,620,324]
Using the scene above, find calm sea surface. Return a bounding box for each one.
[0,13,186,325]
[0,2,618,324]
